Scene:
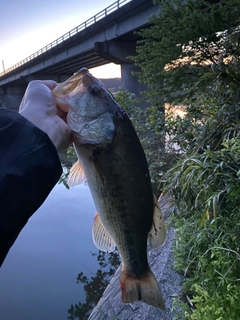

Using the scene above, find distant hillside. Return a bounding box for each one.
[100,78,122,93]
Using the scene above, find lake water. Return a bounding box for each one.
[0,182,103,320]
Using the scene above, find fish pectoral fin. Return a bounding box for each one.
[92,212,116,253]
[67,161,86,187]
[148,194,167,248]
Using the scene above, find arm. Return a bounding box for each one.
[0,109,62,265]
[0,80,71,266]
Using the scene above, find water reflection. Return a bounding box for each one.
[68,250,120,320]
[0,159,121,320]
[0,182,100,320]
[58,162,121,319]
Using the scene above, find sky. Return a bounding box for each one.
[0,0,122,78]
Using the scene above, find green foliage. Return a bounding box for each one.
[170,209,240,319]
[59,147,77,188]
[133,0,240,104]
[164,138,240,221]
[164,138,240,318]
[129,0,240,318]
[132,0,240,151]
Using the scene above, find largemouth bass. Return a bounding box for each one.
[53,68,167,309]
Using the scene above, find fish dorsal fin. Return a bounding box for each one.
[67,161,86,187]
[148,195,167,248]
[92,213,116,253]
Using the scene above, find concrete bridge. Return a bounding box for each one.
[0,0,159,110]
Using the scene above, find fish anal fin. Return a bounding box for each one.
[67,161,85,187]
[148,194,167,248]
[92,213,115,253]
[120,265,165,310]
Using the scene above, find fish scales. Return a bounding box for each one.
[53,67,167,310]
[83,110,154,276]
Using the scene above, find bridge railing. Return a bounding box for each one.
[0,0,132,78]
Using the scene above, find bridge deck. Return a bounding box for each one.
[0,0,157,87]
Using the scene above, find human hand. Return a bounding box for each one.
[19,80,72,151]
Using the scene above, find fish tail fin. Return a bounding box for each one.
[120,266,165,310]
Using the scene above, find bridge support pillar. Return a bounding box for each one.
[121,64,146,99]
[94,41,148,106]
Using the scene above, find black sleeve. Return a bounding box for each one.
[0,109,63,266]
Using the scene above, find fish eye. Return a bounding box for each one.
[89,84,101,96]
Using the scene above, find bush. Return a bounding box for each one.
[163,138,240,319]
[130,0,240,317]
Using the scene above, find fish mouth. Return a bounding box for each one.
[53,67,116,145]
[53,67,92,112]
[53,67,114,116]
[61,67,90,94]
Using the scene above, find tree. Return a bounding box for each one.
[131,0,240,318]
[132,0,240,153]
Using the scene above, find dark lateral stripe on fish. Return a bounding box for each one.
[137,282,142,300]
